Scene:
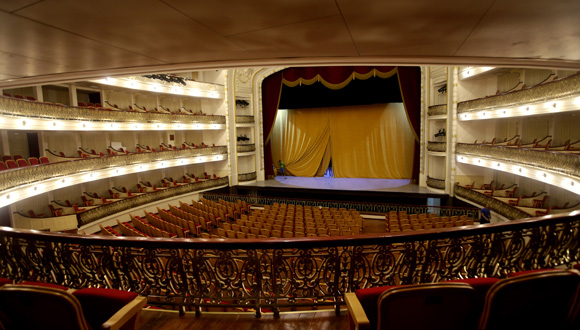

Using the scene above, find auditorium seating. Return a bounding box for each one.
[474,134,580,153]
[0,155,45,169]
[459,182,561,218]
[99,224,121,236]
[220,203,362,238]
[130,214,176,238]
[117,219,149,237]
[386,211,473,232]
[346,269,580,330]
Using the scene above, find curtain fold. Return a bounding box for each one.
[271,109,331,177]
[330,104,414,178]
[271,104,414,179]
[262,72,283,177]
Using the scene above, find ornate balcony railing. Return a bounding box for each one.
[426,176,446,190]
[427,141,447,152]
[238,172,257,182]
[77,177,229,226]
[454,185,529,220]
[0,147,228,192]
[1,212,578,316]
[235,115,255,124]
[456,143,580,178]
[237,144,256,153]
[427,104,447,116]
[458,74,580,113]
[0,96,226,124]
[203,193,477,218]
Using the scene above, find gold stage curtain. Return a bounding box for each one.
[271,103,414,179]
[271,109,331,177]
[330,103,414,178]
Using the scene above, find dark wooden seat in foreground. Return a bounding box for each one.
[346,269,580,330]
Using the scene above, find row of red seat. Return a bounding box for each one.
[0,156,49,170]
[2,93,208,116]
[2,93,36,101]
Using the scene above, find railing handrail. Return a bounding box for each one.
[457,73,580,112]
[0,146,228,192]
[2,211,578,315]
[456,143,580,177]
[0,211,577,250]
[0,95,226,124]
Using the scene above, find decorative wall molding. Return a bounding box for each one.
[235,115,255,124]
[0,96,226,130]
[236,144,256,153]
[238,172,257,182]
[456,144,580,178]
[427,104,447,116]
[94,76,224,99]
[0,148,228,208]
[457,74,580,118]
[426,176,446,190]
[454,185,529,220]
[427,141,447,152]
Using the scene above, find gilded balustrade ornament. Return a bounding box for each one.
[454,185,529,220]
[238,172,257,182]
[0,96,226,124]
[427,141,447,152]
[427,104,447,116]
[457,74,580,113]
[235,115,255,124]
[77,177,229,225]
[456,143,580,177]
[426,176,445,190]
[237,144,256,153]
[0,147,228,192]
[202,193,480,219]
[1,212,578,315]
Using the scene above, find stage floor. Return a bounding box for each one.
[246,176,444,195]
[232,176,447,205]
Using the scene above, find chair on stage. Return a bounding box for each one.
[0,284,147,330]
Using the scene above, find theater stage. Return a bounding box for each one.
[229,176,449,206]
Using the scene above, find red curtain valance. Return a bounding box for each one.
[282,66,397,85]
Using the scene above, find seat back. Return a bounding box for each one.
[5,160,17,168]
[479,269,580,330]
[377,283,478,330]
[0,284,90,330]
[16,158,28,167]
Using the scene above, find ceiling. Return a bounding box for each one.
[1,0,579,87]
